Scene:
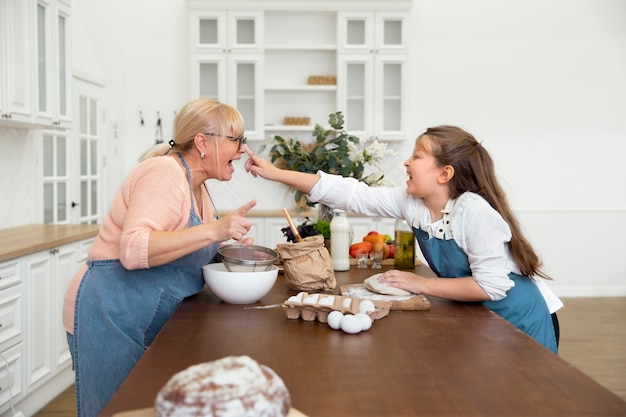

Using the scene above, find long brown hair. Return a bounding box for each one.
[419,126,550,279]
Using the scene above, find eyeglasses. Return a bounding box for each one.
[204,132,247,150]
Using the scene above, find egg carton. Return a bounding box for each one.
[282,292,391,323]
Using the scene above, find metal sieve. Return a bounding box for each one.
[217,244,279,272]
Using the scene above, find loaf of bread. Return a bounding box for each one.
[155,356,291,417]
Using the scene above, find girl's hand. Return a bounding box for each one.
[378,270,426,294]
[244,146,280,180]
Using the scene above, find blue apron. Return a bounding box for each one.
[73,155,218,417]
[414,226,558,354]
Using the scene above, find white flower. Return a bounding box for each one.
[347,142,363,163]
[364,140,394,163]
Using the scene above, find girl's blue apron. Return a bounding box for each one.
[413,227,558,354]
[73,155,218,417]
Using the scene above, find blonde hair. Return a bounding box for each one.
[419,126,551,280]
[139,99,245,161]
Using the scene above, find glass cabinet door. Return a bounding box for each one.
[229,55,263,138]
[374,13,406,51]
[78,95,100,224]
[191,54,262,138]
[193,55,228,102]
[0,0,33,124]
[193,11,262,52]
[377,57,405,135]
[42,131,69,223]
[339,57,373,135]
[340,14,373,51]
[338,54,407,140]
[36,0,71,128]
[190,10,263,139]
[339,12,406,52]
[196,12,226,50]
[338,11,408,140]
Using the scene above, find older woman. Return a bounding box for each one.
[64,99,256,417]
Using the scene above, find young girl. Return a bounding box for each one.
[245,125,562,353]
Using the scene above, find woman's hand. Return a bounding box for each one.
[212,200,256,243]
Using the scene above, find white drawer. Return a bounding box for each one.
[0,342,24,414]
[0,285,24,351]
[0,260,21,291]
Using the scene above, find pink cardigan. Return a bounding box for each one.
[63,156,213,333]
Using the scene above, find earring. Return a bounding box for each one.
[200,152,205,159]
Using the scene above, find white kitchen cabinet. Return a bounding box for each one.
[190,10,264,138]
[189,1,412,142]
[0,342,24,415]
[263,10,338,135]
[0,258,24,414]
[337,12,409,141]
[34,0,72,129]
[0,236,91,416]
[0,0,72,129]
[22,250,53,391]
[0,0,34,126]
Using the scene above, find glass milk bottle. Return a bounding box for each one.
[394,219,415,269]
[330,209,351,271]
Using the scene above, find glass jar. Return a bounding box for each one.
[394,219,415,269]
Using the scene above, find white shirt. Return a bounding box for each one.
[309,171,562,312]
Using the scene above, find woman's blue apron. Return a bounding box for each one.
[73,155,218,417]
[413,227,558,354]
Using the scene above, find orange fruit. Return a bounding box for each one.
[349,241,373,257]
[372,241,390,259]
[363,234,386,244]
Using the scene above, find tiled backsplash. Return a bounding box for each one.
[0,125,412,228]
[0,127,36,229]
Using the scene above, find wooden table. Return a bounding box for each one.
[100,265,626,417]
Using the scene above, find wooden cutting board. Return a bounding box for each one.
[340,283,431,311]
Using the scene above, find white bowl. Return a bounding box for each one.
[202,263,279,304]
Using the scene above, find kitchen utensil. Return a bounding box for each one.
[217,244,279,272]
[202,263,279,304]
[282,208,302,242]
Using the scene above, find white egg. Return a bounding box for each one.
[340,314,362,334]
[327,310,344,330]
[359,299,376,314]
[355,313,372,331]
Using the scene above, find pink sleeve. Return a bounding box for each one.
[118,157,191,269]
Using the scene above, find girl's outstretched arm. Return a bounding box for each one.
[244,146,321,194]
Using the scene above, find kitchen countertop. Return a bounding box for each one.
[0,224,100,262]
[100,265,626,417]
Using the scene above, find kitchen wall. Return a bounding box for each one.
[1,0,624,296]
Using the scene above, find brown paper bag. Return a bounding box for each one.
[276,235,336,291]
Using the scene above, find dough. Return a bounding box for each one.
[364,274,412,296]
